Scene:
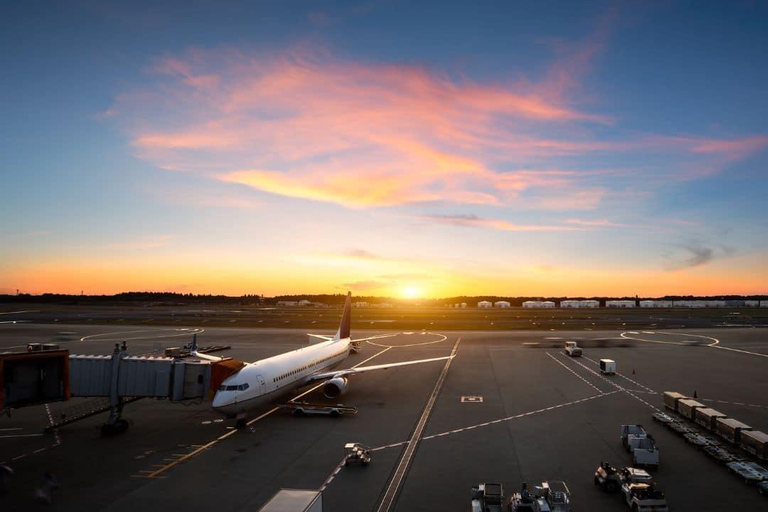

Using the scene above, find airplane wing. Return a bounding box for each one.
[305,355,454,384]
[307,333,400,343]
[190,350,225,362]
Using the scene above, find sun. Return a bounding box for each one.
[402,285,421,299]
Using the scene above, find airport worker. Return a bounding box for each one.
[521,482,531,502]
[34,470,58,504]
[0,464,13,495]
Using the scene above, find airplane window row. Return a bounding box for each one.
[219,383,249,391]
[273,351,346,383]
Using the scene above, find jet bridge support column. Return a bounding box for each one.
[102,342,129,435]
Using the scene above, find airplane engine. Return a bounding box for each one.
[323,377,349,399]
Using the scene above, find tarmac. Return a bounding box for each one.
[1,321,767,511]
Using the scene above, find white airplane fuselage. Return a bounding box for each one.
[211,337,351,416]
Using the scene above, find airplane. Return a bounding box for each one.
[201,292,453,426]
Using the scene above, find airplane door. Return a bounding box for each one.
[256,375,266,396]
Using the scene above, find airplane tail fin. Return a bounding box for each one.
[333,292,352,341]
[190,333,198,352]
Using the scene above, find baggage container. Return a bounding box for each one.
[676,399,704,420]
[662,391,687,412]
[694,408,727,431]
[599,359,616,375]
[715,417,752,444]
[740,430,768,461]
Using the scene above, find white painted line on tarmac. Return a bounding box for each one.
[546,353,604,394]
[559,354,661,413]
[0,433,44,439]
[582,355,656,393]
[417,391,618,443]
[0,310,39,315]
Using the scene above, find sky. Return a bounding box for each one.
[1,0,767,298]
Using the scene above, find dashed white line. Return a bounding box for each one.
[546,353,604,393]
[582,355,656,393]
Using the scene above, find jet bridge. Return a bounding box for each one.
[3,343,239,435]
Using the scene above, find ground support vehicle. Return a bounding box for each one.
[726,461,768,485]
[683,432,718,448]
[599,359,616,375]
[621,483,668,511]
[26,343,59,352]
[537,481,571,512]
[508,481,570,512]
[703,444,742,464]
[471,483,504,512]
[651,412,679,426]
[594,462,651,493]
[621,425,647,451]
[343,443,371,466]
[631,438,660,468]
[564,342,582,357]
[284,401,357,417]
[667,421,695,435]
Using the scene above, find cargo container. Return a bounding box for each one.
[694,408,727,431]
[258,489,322,512]
[599,359,616,375]
[740,430,768,461]
[715,417,752,444]
[676,399,705,420]
[662,391,687,412]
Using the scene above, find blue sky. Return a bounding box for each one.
[1,1,767,297]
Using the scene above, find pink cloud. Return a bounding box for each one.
[418,214,580,232]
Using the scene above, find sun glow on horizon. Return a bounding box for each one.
[401,285,422,299]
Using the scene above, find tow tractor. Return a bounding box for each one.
[595,462,652,493]
[280,402,358,417]
[621,482,668,511]
[564,342,582,357]
[471,483,504,512]
[343,443,371,466]
[508,481,571,511]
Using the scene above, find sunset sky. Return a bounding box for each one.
[2,1,767,298]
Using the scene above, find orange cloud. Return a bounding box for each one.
[109,45,618,209]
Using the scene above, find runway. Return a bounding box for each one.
[1,323,767,511]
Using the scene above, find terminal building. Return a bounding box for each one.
[605,300,636,308]
[477,301,492,308]
[560,300,599,308]
[640,300,672,308]
[522,301,555,308]
[494,301,511,308]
